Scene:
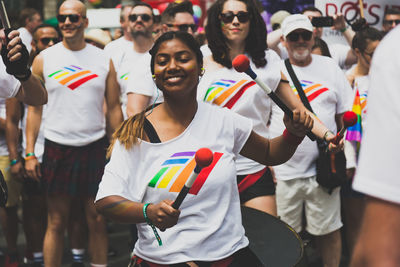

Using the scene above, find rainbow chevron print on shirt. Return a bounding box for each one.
[203,79,255,109]
[148,151,223,195]
[120,72,130,81]
[48,65,99,90]
[291,80,329,102]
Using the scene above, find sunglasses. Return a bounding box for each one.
[129,14,152,22]
[220,11,250,24]
[166,23,198,32]
[56,14,85,23]
[39,37,59,45]
[383,19,400,25]
[286,31,313,42]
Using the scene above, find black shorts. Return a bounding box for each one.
[237,167,275,203]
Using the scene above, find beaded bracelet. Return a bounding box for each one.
[283,129,304,145]
[143,203,163,246]
[10,159,19,166]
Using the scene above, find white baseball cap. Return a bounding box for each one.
[281,14,313,38]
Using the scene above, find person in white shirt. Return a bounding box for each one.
[112,2,155,118]
[95,30,313,266]
[269,14,353,267]
[350,24,400,267]
[199,0,338,216]
[17,8,42,53]
[342,27,382,256]
[4,24,60,267]
[28,1,123,266]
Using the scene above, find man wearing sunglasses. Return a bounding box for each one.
[161,1,197,35]
[270,14,353,267]
[382,7,400,34]
[28,1,123,266]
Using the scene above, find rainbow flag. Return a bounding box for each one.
[346,88,362,142]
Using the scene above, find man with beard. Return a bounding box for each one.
[28,1,123,266]
[269,14,352,267]
[116,1,157,118]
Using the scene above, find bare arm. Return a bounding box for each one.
[126,93,151,117]
[95,195,180,229]
[5,98,25,178]
[105,60,123,137]
[15,74,48,106]
[332,13,357,67]
[266,29,283,57]
[240,109,313,166]
[351,197,400,267]
[25,105,43,181]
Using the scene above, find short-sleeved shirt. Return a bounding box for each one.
[269,54,353,180]
[352,26,400,204]
[197,50,281,175]
[96,102,252,264]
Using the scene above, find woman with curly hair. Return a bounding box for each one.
[198,0,337,215]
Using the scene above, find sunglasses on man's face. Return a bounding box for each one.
[56,14,84,23]
[129,14,152,22]
[39,37,59,45]
[166,23,198,33]
[383,19,400,26]
[219,11,250,24]
[286,31,313,42]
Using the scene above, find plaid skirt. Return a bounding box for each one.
[42,137,108,197]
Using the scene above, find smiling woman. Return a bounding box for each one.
[94,31,313,266]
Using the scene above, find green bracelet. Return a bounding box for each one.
[143,203,163,246]
[340,27,347,33]
[10,159,19,166]
[25,152,35,157]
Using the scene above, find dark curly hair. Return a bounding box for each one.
[205,0,267,69]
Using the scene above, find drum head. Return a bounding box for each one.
[0,170,8,207]
[241,206,303,267]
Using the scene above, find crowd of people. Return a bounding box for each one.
[0,0,399,266]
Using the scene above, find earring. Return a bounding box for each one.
[200,67,205,76]
[152,74,156,80]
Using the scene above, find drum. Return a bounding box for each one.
[241,206,303,267]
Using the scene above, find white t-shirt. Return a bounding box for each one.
[123,50,163,118]
[0,62,20,99]
[104,37,132,69]
[198,50,281,175]
[270,55,352,180]
[41,43,110,146]
[96,102,252,264]
[18,27,32,53]
[352,26,400,204]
